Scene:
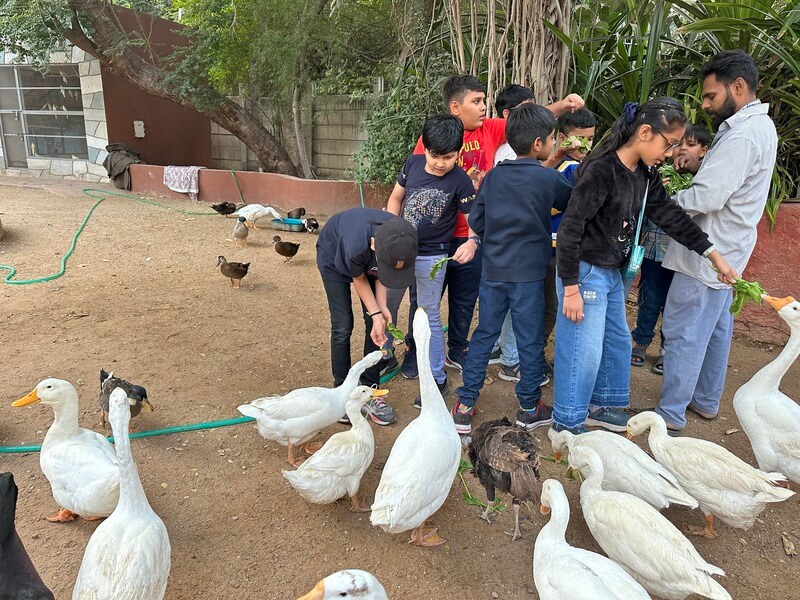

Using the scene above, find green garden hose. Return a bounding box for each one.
[0,188,217,285]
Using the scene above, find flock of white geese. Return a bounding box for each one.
[6,295,800,599]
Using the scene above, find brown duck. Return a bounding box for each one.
[468,417,541,541]
[287,207,306,219]
[98,370,153,429]
[272,236,300,262]
[217,256,250,287]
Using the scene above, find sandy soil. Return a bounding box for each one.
[1,177,798,599]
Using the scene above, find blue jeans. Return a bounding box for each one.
[414,254,448,385]
[443,238,482,353]
[491,311,519,366]
[657,272,733,428]
[457,279,545,411]
[631,258,674,347]
[554,262,631,429]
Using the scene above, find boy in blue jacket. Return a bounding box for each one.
[453,103,572,434]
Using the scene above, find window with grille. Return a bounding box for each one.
[0,64,89,162]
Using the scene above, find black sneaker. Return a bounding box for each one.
[516,404,554,430]
[498,363,550,387]
[451,399,475,434]
[445,348,467,371]
[414,377,448,409]
[488,347,502,365]
[379,353,400,378]
[401,347,418,380]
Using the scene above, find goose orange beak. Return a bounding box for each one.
[12,389,40,407]
[553,452,562,463]
[626,426,635,441]
[371,388,389,398]
[762,295,795,311]
[297,580,324,600]
[539,503,551,516]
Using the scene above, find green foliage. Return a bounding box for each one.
[429,256,454,280]
[561,135,592,154]
[659,164,694,195]
[730,278,767,317]
[386,323,405,342]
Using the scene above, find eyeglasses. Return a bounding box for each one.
[658,132,681,151]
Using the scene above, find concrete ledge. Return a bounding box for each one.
[129,164,389,215]
[736,203,800,345]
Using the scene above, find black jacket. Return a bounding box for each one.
[557,152,712,285]
[469,158,572,282]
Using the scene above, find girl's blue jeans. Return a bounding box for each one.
[554,261,631,429]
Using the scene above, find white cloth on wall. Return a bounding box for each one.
[163,165,205,201]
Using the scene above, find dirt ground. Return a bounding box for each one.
[1,177,798,600]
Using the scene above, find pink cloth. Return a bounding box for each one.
[163,166,205,201]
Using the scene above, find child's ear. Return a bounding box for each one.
[449,100,461,116]
[700,145,709,158]
[556,132,565,142]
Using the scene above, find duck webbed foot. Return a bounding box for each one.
[46,508,79,523]
[301,441,323,454]
[409,522,446,547]
[687,514,719,539]
[287,443,306,468]
[349,493,371,513]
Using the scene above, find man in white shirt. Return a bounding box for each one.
[658,50,778,433]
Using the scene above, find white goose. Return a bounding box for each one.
[534,479,650,599]
[234,204,281,227]
[282,386,376,510]
[370,308,461,546]
[12,379,119,522]
[627,411,794,539]
[237,351,384,466]
[72,388,171,599]
[734,295,800,483]
[549,428,697,510]
[297,569,388,599]
[568,446,731,600]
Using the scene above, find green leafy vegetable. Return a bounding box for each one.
[561,135,592,154]
[730,278,767,317]
[386,323,405,342]
[457,459,506,513]
[429,256,454,280]
[659,164,694,195]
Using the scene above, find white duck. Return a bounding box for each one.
[237,351,384,466]
[627,411,795,539]
[534,479,650,600]
[549,428,697,510]
[234,203,281,227]
[734,295,800,483]
[568,446,731,600]
[370,308,461,546]
[72,388,171,599]
[12,378,119,522]
[298,569,388,599]
[282,386,375,511]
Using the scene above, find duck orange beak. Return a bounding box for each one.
[626,426,635,441]
[371,388,389,398]
[762,295,795,311]
[539,503,551,516]
[297,580,324,600]
[553,452,562,463]
[12,389,40,407]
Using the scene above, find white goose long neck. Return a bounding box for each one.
[110,408,150,513]
[644,416,669,455]
[345,402,370,435]
[340,354,375,398]
[577,451,604,496]
[750,324,800,391]
[539,490,570,545]
[415,310,449,419]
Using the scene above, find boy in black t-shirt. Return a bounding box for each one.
[386,115,477,408]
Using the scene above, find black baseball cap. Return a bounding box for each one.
[374,217,418,289]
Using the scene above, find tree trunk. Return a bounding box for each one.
[64,0,299,176]
[292,84,314,178]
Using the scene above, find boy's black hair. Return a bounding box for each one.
[684,123,712,148]
[442,75,486,106]
[556,108,597,134]
[421,114,464,155]
[700,50,759,92]
[506,103,556,156]
[494,84,534,116]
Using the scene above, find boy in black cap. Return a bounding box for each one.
[316,208,418,425]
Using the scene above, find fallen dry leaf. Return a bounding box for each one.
[725,428,740,435]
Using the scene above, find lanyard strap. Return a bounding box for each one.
[632,176,650,246]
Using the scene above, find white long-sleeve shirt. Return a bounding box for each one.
[663,101,777,289]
